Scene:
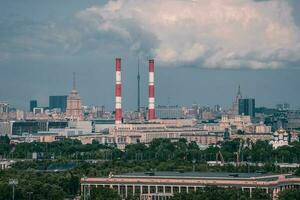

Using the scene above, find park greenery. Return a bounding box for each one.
[171,187,272,200]
[90,186,300,200]
[1,135,300,199]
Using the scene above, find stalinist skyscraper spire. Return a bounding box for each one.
[66,72,83,120]
[232,84,242,115]
[72,72,76,91]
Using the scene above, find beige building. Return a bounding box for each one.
[66,73,83,120]
[220,115,252,130]
[107,119,221,149]
[71,119,223,149]
[81,172,300,200]
[231,133,272,143]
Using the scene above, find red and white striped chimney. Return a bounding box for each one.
[148,59,155,121]
[115,58,122,124]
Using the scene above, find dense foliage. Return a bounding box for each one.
[278,189,300,200]
[0,166,79,200]
[1,137,300,199]
[90,187,121,200]
[2,136,300,163]
[0,135,10,158]
[6,139,122,160]
[170,187,272,200]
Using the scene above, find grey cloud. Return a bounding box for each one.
[1,0,300,70]
[72,0,300,70]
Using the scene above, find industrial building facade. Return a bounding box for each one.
[81,172,300,200]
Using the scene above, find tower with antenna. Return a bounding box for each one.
[66,72,83,120]
[72,72,76,91]
[137,57,141,112]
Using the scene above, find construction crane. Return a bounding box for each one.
[235,139,243,167]
[216,151,225,165]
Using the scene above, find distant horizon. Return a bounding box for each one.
[1,69,299,112]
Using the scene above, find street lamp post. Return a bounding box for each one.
[9,179,18,200]
[83,175,87,200]
[27,192,33,200]
[192,159,196,172]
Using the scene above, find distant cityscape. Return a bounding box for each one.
[0,59,299,146]
[1,59,300,200]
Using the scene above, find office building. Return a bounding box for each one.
[29,100,37,112]
[0,122,10,136]
[239,98,255,118]
[10,120,68,136]
[276,103,290,111]
[156,106,184,119]
[11,121,47,135]
[49,96,67,112]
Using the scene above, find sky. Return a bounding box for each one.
[0,0,300,111]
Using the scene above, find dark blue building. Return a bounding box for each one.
[49,96,67,112]
[239,98,255,118]
[30,100,37,112]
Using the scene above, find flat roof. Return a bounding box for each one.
[81,172,300,187]
[115,171,277,180]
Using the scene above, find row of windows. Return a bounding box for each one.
[84,183,300,197]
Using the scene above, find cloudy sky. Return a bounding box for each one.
[1,0,300,111]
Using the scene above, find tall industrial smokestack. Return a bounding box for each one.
[148,59,155,121]
[115,58,122,124]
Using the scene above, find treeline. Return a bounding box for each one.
[0,136,122,160]
[1,136,300,199]
[124,138,300,163]
[89,186,300,200]
[0,168,79,200]
[2,136,300,163]
[171,187,300,200]
[1,158,293,200]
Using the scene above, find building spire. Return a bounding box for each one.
[137,57,141,112]
[73,72,76,91]
[237,84,241,96]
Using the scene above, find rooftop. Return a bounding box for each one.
[115,171,279,180]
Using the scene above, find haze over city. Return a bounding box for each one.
[1,0,300,110]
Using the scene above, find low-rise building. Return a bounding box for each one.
[0,160,15,170]
[270,128,289,149]
[81,171,300,200]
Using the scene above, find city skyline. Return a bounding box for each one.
[1,0,300,110]
[2,66,299,111]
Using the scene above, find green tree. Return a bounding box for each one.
[278,189,300,200]
[90,187,121,200]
